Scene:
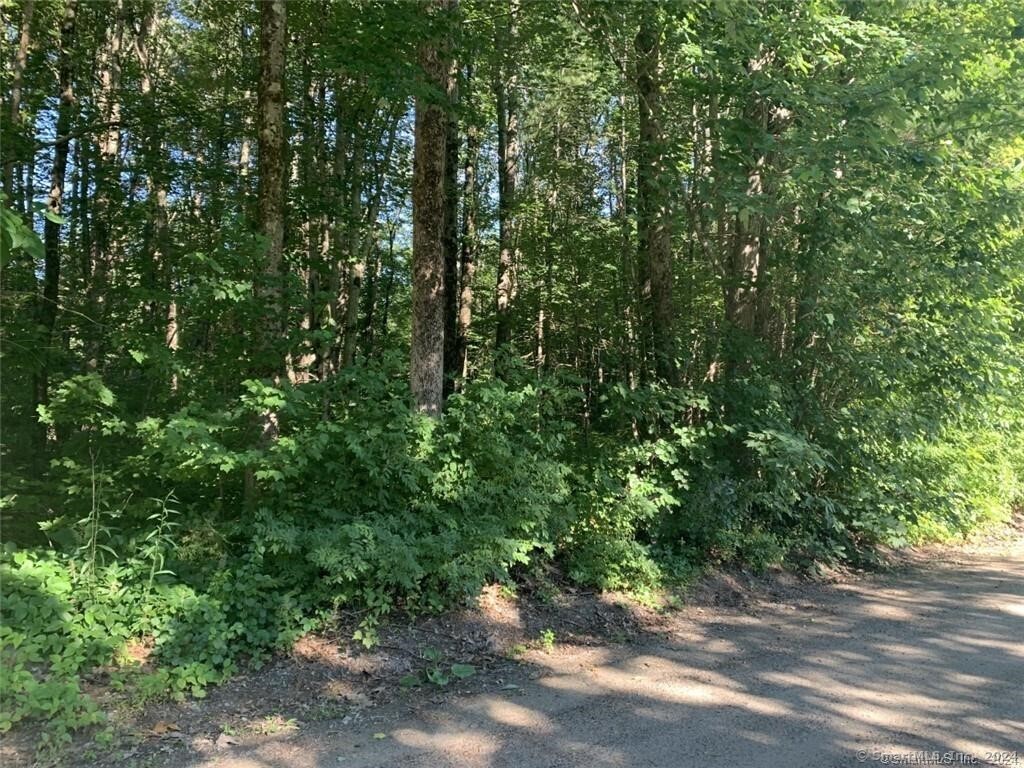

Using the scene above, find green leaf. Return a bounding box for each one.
[399,674,422,688]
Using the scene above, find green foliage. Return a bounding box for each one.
[400,647,477,688]
[0,196,43,266]
[0,543,311,750]
[249,363,573,641]
[2,0,1022,755]
[538,629,556,651]
[0,550,122,747]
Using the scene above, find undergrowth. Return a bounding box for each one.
[1,361,1020,759]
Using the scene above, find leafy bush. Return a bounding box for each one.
[1,550,124,745]
[5,358,1022,753]
[248,368,574,642]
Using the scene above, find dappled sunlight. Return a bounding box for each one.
[178,548,1023,768]
[1002,601,1024,617]
[850,599,919,621]
[478,698,556,733]
[391,727,500,765]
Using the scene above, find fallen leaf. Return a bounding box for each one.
[373,732,387,740]
[150,721,180,736]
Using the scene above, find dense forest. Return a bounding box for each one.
[1,0,1022,749]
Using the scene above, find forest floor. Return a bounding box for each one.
[10,517,1024,768]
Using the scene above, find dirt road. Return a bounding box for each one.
[173,539,1024,768]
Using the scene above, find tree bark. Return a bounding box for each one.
[410,0,453,417]
[635,9,677,384]
[342,105,400,368]
[84,0,125,370]
[441,60,461,397]
[255,0,287,373]
[494,0,519,365]
[456,71,480,382]
[319,77,349,379]
[376,221,398,352]
[245,0,287,505]
[135,0,177,392]
[615,89,638,390]
[3,0,34,212]
[723,50,790,353]
[34,0,78,451]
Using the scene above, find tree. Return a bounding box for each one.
[410,0,454,416]
[35,0,78,450]
[634,7,676,384]
[494,0,520,366]
[455,64,480,383]
[441,58,461,397]
[247,0,287,503]
[2,0,34,211]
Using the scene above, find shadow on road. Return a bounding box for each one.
[162,547,1024,768]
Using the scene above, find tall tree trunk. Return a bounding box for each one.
[361,243,381,353]
[441,60,461,397]
[3,0,34,212]
[135,0,176,392]
[723,51,789,352]
[456,72,480,382]
[290,61,322,384]
[410,0,453,417]
[87,0,125,369]
[339,122,364,369]
[342,105,400,368]
[255,0,287,368]
[615,89,638,390]
[635,9,677,384]
[319,77,348,379]
[34,0,78,453]
[245,0,287,504]
[376,221,398,352]
[494,0,519,365]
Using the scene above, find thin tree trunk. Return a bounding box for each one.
[723,51,789,352]
[615,90,638,390]
[291,61,321,383]
[494,0,519,365]
[456,72,480,382]
[319,77,348,379]
[135,0,176,391]
[376,221,398,351]
[361,243,381,353]
[3,0,34,212]
[339,122,364,368]
[441,60,461,397]
[87,0,125,369]
[410,0,453,417]
[34,0,78,452]
[342,105,400,368]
